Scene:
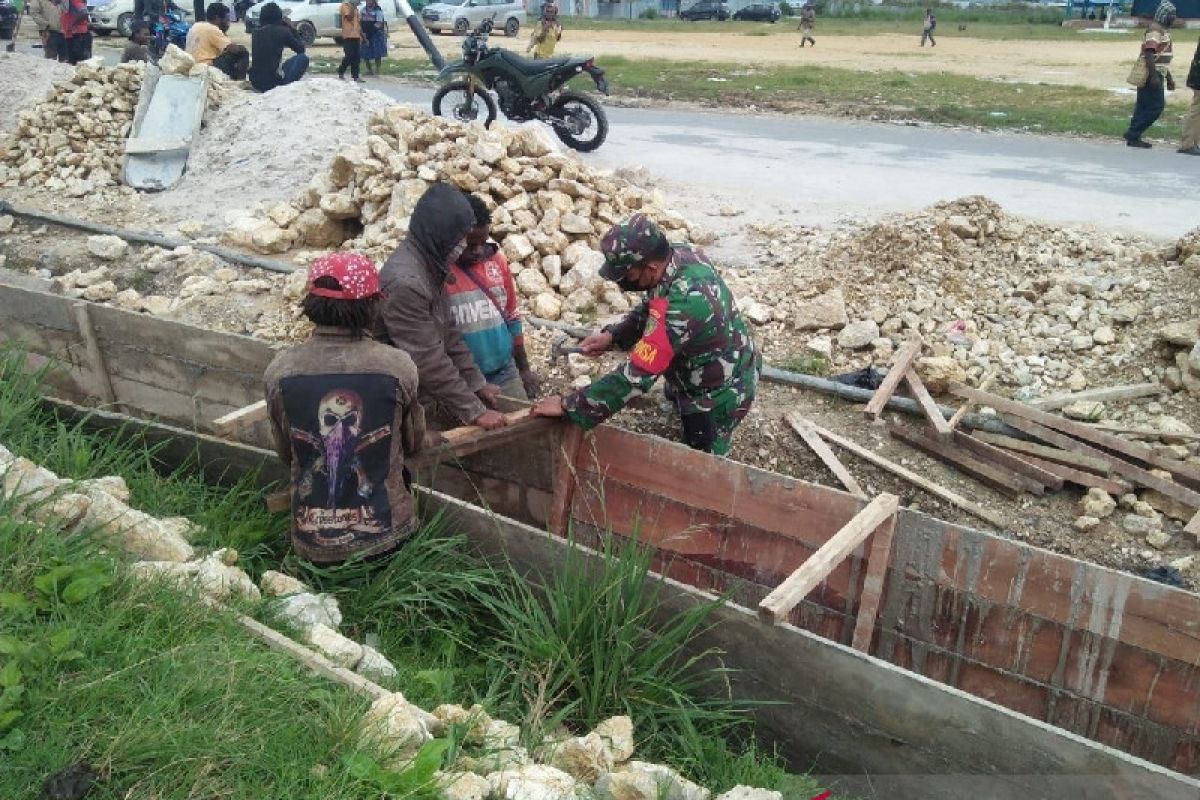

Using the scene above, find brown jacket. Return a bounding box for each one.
[29,0,63,32]
[264,327,425,563]
[375,182,487,425]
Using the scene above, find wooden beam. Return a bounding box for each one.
[1028,382,1164,411]
[997,413,1200,510]
[441,408,532,443]
[971,431,1112,475]
[953,432,1064,491]
[72,301,118,405]
[758,493,899,624]
[1015,453,1132,496]
[548,425,585,537]
[787,412,1004,528]
[1081,422,1200,442]
[213,399,268,435]
[950,382,1200,487]
[850,510,897,653]
[947,370,997,431]
[889,425,1037,497]
[903,366,953,438]
[863,340,921,418]
[788,416,867,498]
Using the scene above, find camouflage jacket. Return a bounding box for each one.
[564,246,759,430]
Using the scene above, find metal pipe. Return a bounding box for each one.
[393,0,445,70]
[0,200,299,275]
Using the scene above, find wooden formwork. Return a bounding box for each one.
[2,271,1199,787]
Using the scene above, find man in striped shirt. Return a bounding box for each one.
[446,194,541,401]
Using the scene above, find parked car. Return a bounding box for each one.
[244,0,398,45]
[732,2,779,22]
[421,0,523,37]
[87,0,193,38]
[679,0,728,20]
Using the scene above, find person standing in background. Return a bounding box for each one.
[1123,0,1175,148]
[59,0,92,64]
[920,8,936,47]
[337,0,363,83]
[1177,27,1199,155]
[28,0,65,61]
[527,2,562,59]
[798,1,815,48]
[359,0,387,77]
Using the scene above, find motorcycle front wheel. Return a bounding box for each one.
[432,81,498,128]
[547,91,608,152]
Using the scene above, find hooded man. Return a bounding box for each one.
[532,214,760,457]
[375,183,508,431]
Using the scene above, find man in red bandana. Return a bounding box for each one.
[263,252,427,564]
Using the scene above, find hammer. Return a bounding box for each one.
[548,333,584,367]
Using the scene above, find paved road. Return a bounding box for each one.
[372,83,1199,240]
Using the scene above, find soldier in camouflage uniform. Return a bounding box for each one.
[531,214,760,456]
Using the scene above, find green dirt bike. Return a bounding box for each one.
[431,17,610,152]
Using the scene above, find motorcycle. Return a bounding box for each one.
[431,17,610,153]
[152,7,190,58]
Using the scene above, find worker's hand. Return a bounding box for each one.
[472,409,509,430]
[519,368,542,399]
[477,383,503,408]
[579,330,613,356]
[531,395,566,418]
[422,430,447,448]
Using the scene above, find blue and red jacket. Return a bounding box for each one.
[446,244,524,377]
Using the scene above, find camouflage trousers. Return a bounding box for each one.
[671,380,756,457]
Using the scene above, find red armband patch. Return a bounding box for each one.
[629,297,674,374]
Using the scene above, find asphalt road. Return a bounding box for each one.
[370,83,1199,240]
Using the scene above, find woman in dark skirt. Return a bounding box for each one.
[360,0,388,77]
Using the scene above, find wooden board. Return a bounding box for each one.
[953,432,1065,491]
[1028,383,1164,411]
[972,431,1112,475]
[850,510,897,653]
[1015,453,1132,495]
[889,425,1038,497]
[759,493,898,624]
[951,383,1200,487]
[786,412,1005,528]
[904,366,953,437]
[947,370,997,431]
[214,400,269,435]
[864,340,921,418]
[789,415,867,498]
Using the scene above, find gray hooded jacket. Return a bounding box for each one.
[376,183,487,425]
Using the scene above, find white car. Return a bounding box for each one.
[244,0,400,46]
[421,0,524,37]
[87,0,192,37]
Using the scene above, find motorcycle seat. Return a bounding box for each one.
[497,49,575,75]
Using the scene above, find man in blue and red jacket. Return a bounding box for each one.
[446,194,541,401]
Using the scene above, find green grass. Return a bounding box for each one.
[0,345,836,798]
[320,51,1193,140]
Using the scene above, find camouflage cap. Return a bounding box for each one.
[598,213,669,280]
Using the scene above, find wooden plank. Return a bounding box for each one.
[864,339,921,418]
[787,413,1004,528]
[851,510,897,653]
[947,370,998,431]
[124,136,191,154]
[441,408,532,442]
[972,431,1113,475]
[1015,453,1132,495]
[759,493,899,624]
[951,382,1200,487]
[889,425,1037,498]
[0,282,80,331]
[72,301,118,405]
[1029,383,1164,411]
[904,366,953,437]
[1081,423,1200,442]
[548,425,585,536]
[996,413,1200,510]
[214,400,269,435]
[953,432,1065,491]
[789,416,867,498]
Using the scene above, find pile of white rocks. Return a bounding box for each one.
[224,106,709,323]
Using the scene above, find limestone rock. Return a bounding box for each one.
[740,300,773,326]
[1146,528,1172,549]
[276,592,343,631]
[1158,320,1199,348]
[1079,488,1116,519]
[193,551,260,601]
[439,771,492,800]
[837,320,880,350]
[305,622,363,669]
[596,762,709,800]
[87,234,130,260]
[260,569,311,597]
[158,44,196,75]
[541,255,563,287]
[142,295,172,315]
[560,214,593,235]
[547,732,612,783]
[517,268,551,297]
[504,234,536,263]
[715,789,783,800]
[79,491,195,562]
[532,291,563,320]
[356,644,399,682]
[914,355,966,394]
[1073,516,1101,532]
[793,289,848,331]
[0,214,13,233]
[594,716,635,763]
[360,692,433,769]
[1061,401,1104,422]
[1121,513,1161,536]
[81,281,119,302]
[486,764,581,800]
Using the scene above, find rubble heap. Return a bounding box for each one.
[0,62,145,197]
[225,106,707,322]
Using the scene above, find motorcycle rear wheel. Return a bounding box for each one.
[547,91,608,152]
[432,81,498,128]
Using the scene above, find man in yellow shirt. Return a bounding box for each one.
[337,0,364,82]
[526,2,562,60]
[186,2,249,79]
